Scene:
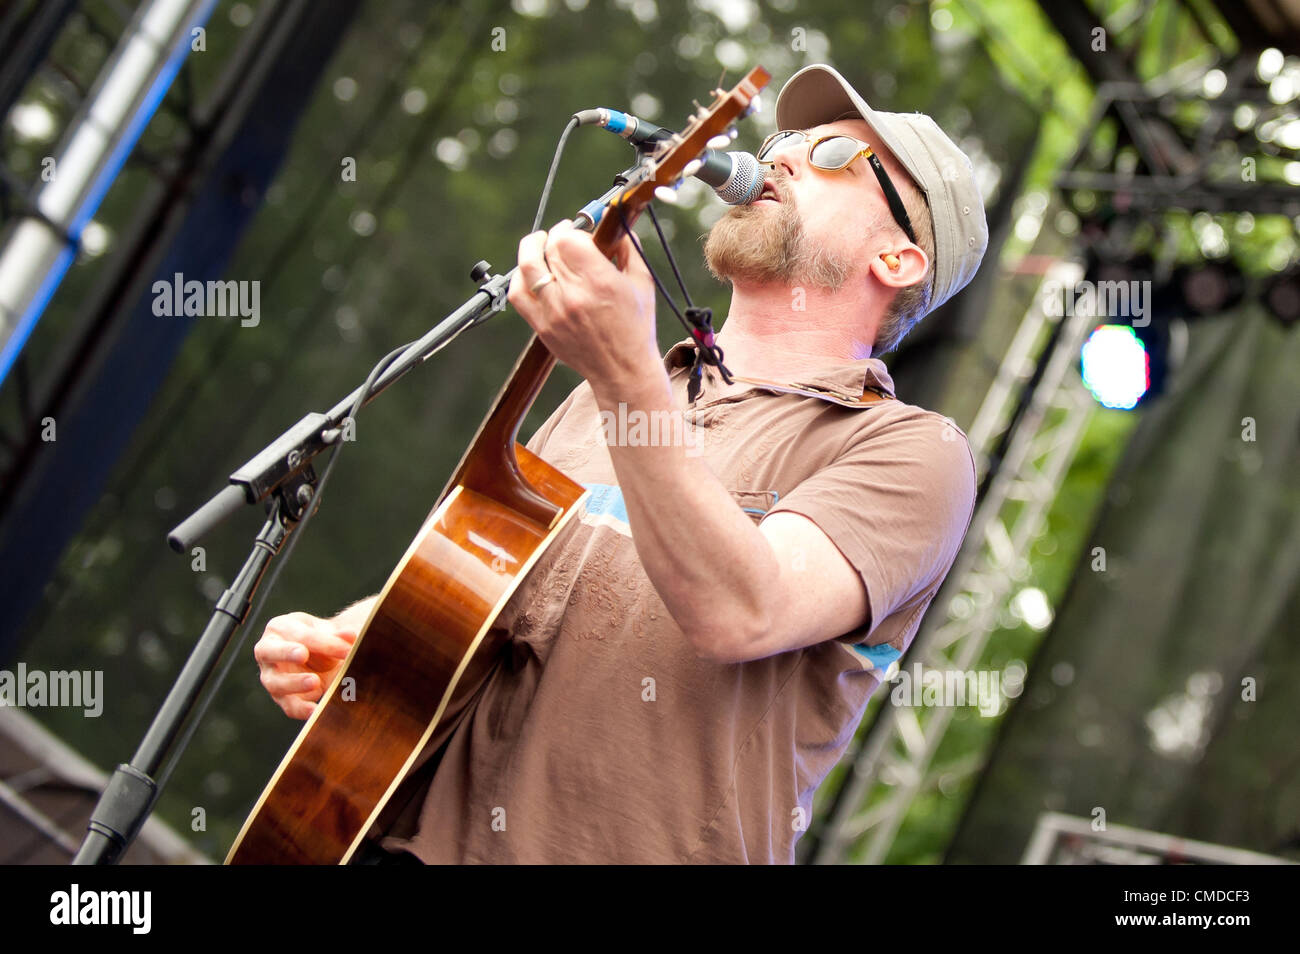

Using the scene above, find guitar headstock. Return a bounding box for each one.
[590,66,771,255]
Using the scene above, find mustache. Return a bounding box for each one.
[768,172,793,204]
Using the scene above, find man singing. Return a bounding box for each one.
[254,63,988,863]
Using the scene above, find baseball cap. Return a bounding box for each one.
[774,63,988,314]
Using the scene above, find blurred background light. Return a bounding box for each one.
[1080,324,1149,410]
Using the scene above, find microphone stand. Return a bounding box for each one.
[69,163,640,865]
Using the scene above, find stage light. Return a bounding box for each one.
[1264,269,1300,328]
[1080,324,1150,409]
[1176,262,1246,316]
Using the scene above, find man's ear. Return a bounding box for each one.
[868,244,929,290]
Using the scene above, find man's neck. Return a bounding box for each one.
[712,279,883,381]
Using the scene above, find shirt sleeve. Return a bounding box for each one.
[765,409,977,647]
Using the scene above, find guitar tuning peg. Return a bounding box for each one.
[653,185,680,204]
[706,133,731,150]
[728,127,738,141]
[682,158,704,177]
[743,94,763,117]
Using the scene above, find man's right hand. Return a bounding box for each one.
[254,602,369,719]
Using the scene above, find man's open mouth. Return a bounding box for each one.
[757,180,781,203]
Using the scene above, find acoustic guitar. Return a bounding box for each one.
[226,66,771,864]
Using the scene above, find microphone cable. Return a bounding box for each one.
[532,116,581,233]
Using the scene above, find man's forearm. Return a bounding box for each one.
[590,370,783,662]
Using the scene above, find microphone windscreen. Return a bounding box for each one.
[714,152,764,206]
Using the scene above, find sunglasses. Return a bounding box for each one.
[755,129,918,246]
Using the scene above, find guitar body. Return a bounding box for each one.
[227,340,587,865]
[226,68,769,864]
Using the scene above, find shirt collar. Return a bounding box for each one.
[662,338,897,403]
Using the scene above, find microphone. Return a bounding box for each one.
[572,107,674,146]
[693,149,765,206]
[573,107,765,206]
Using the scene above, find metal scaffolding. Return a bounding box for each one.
[0,0,216,384]
[1022,812,1295,865]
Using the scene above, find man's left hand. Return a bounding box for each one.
[507,220,661,398]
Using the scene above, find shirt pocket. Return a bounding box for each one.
[729,489,779,523]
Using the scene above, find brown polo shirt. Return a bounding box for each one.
[378,339,976,863]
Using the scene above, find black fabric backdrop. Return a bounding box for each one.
[948,303,1300,863]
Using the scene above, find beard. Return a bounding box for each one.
[702,176,852,290]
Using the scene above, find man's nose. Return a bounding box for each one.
[773,150,800,180]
